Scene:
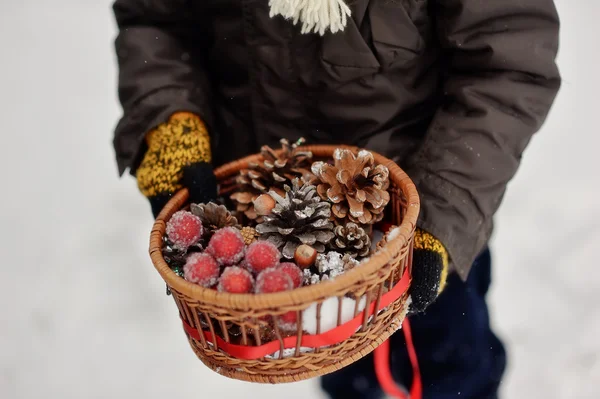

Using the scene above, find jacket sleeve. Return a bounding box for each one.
[112,0,214,176]
[404,0,561,279]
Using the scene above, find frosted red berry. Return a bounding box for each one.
[206,227,246,266]
[255,268,293,294]
[278,262,303,288]
[245,241,281,274]
[277,311,298,331]
[166,210,203,250]
[183,253,220,288]
[218,266,254,294]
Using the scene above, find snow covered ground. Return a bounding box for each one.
[0,1,598,398]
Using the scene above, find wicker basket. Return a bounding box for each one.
[149,145,420,383]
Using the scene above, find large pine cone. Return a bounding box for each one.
[312,149,390,225]
[330,222,371,258]
[231,138,315,221]
[255,179,335,259]
[190,202,240,236]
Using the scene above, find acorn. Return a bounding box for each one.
[294,244,318,269]
[253,194,276,216]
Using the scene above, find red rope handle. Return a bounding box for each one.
[374,318,422,399]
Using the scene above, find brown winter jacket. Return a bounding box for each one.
[112,0,561,279]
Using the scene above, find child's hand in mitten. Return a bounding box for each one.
[408,228,449,313]
[136,112,218,218]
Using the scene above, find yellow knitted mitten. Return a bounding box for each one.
[136,112,216,217]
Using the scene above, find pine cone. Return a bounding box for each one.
[240,226,258,245]
[330,222,371,258]
[190,202,240,236]
[255,179,335,259]
[312,148,390,225]
[231,138,315,221]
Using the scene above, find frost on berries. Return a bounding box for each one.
[183,253,220,288]
[245,240,281,273]
[278,262,303,288]
[255,268,293,294]
[166,210,203,250]
[218,266,254,294]
[206,227,245,265]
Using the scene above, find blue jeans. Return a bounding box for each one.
[321,249,506,399]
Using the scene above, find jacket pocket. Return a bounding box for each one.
[319,1,381,83]
[319,0,428,82]
[368,0,428,69]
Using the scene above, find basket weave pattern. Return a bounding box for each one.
[149,146,419,383]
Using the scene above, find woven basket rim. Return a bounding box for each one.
[149,145,419,310]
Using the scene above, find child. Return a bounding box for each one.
[112,1,560,397]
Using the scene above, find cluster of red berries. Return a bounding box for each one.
[166,210,304,298]
[166,210,304,330]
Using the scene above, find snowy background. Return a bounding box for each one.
[1,1,598,398]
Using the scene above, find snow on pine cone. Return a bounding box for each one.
[255,179,335,259]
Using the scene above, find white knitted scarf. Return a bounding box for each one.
[269,0,351,35]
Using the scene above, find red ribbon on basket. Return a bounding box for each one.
[181,264,421,398]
